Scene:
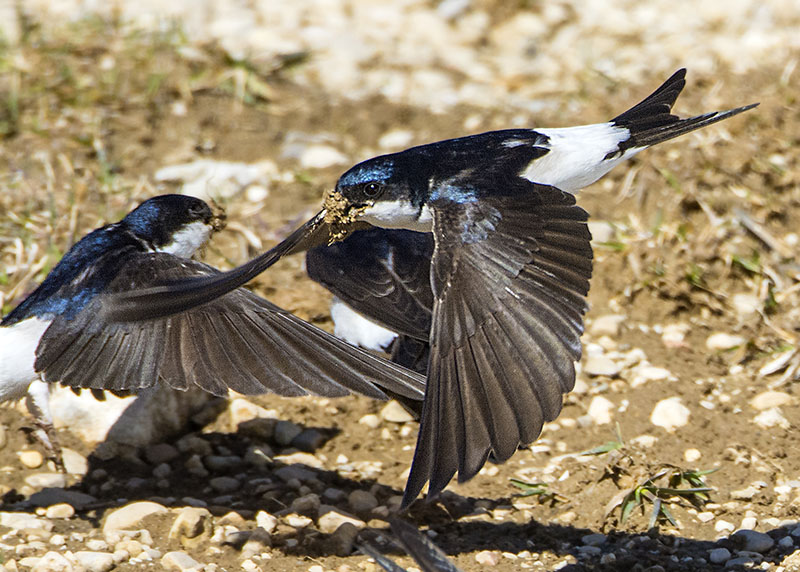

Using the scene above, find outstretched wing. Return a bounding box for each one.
[306,227,434,340]
[403,182,592,505]
[35,253,425,401]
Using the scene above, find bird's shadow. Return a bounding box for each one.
[1,409,795,570]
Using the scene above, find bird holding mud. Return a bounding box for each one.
[106,69,757,506]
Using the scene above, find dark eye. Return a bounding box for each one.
[363,182,383,197]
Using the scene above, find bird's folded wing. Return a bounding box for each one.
[35,254,425,401]
[403,183,592,506]
[306,228,434,340]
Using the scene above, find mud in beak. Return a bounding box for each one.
[323,189,368,243]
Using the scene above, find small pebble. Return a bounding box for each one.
[706,332,745,351]
[587,396,615,425]
[583,355,621,377]
[650,397,690,432]
[684,448,702,462]
[317,508,366,534]
[715,520,735,533]
[380,400,415,423]
[161,550,202,571]
[74,551,115,572]
[19,450,44,469]
[348,490,378,514]
[144,443,180,465]
[753,408,791,429]
[358,414,381,429]
[709,547,731,564]
[475,550,501,566]
[732,529,775,553]
[45,504,75,520]
[750,391,794,411]
[103,501,169,533]
[209,476,240,494]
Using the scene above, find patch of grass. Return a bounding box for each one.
[608,466,715,528]
[510,479,567,506]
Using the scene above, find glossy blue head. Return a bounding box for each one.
[122,195,218,253]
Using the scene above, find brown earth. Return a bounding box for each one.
[1,16,799,572]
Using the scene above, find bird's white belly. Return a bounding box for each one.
[330,297,398,351]
[0,317,50,402]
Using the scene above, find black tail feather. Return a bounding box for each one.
[609,69,758,157]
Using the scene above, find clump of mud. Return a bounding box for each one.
[323,189,368,243]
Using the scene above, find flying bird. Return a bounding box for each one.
[104,69,757,506]
[0,194,425,464]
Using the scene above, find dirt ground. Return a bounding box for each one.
[1,13,799,572]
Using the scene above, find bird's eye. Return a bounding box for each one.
[363,182,383,197]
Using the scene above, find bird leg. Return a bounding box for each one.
[25,380,65,472]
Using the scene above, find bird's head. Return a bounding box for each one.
[122,194,226,257]
[324,153,431,242]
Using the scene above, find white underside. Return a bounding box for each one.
[524,123,641,193]
[157,221,212,257]
[361,200,434,232]
[330,297,398,351]
[0,317,50,402]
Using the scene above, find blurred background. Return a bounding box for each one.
[0,1,798,571]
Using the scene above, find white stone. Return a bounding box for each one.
[650,398,690,432]
[583,355,621,377]
[30,551,72,572]
[705,332,746,351]
[61,448,88,476]
[299,145,348,169]
[380,400,415,423]
[358,414,381,429]
[587,396,615,425]
[285,514,313,528]
[684,448,702,462]
[753,407,791,430]
[103,501,168,533]
[630,434,658,448]
[378,129,414,150]
[697,511,715,522]
[0,512,53,531]
[739,516,758,530]
[750,391,794,411]
[317,507,366,534]
[18,450,44,469]
[589,314,626,337]
[631,364,675,387]
[732,293,761,318]
[160,551,202,571]
[45,504,75,519]
[255,511,278,533]
[661,323,690,347]
[274,451,324,469]
[169,507,211,541]
[74,551,115,572]
[475,550,501,566]
[25,473,66,488]
[715,519,735,532]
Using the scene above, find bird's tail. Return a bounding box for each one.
[608,68,758,157]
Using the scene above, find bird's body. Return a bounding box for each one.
[1,195,425,464]
[103,69,757,507]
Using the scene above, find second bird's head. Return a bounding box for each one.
[122,194,227,257]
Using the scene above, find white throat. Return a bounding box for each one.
[156,221,212,257]
[361,200,433,232]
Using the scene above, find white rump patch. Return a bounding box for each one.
[330,297,398,351]
[525,123,639,193]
